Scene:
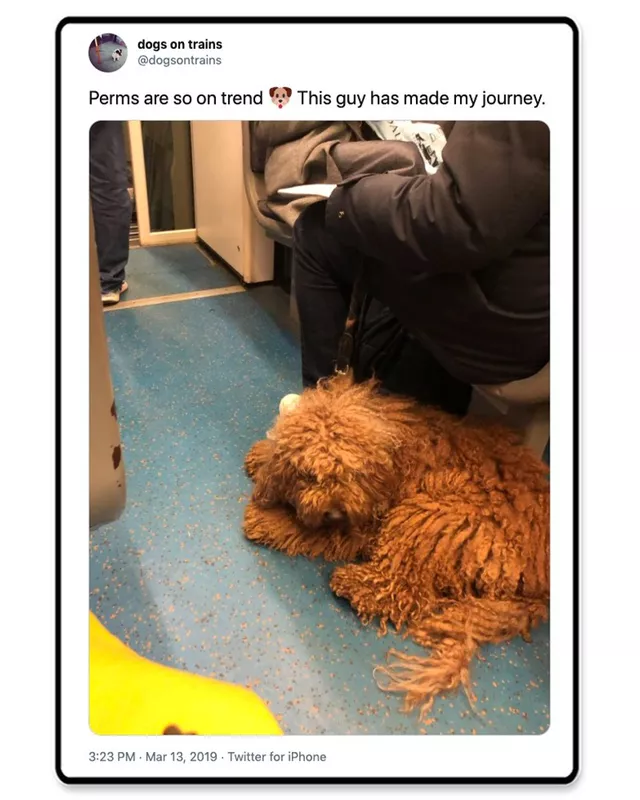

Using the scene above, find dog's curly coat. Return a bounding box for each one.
[243,374,549,722]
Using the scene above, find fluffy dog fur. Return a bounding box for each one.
[243,374,550,722]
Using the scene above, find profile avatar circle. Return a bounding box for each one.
[88,34,128,72]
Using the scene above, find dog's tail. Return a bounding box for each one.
[373,597,548,722]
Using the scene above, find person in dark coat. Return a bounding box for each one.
[291,121,550,415]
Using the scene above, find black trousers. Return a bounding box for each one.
[89,122,132,292]
[293,202,472,416]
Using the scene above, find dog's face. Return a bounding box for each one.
[250,377,416,532]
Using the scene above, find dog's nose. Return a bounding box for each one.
[323,508,346,525]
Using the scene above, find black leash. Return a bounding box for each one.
[333,266,409,383]
[334,267,370,376]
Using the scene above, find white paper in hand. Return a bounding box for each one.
[277,184,336,198]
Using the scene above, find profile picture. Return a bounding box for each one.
[88,34,128,72]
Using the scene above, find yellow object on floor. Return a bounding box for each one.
[89,612,283,736]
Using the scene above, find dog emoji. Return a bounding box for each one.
[112,48,123,62]
[269,87,292,109]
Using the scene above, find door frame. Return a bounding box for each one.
[126,121,197,247]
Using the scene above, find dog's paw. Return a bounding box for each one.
[244,439,274,480]
[330,563,386,624]
[243,502,361,562]
[242,501,305,553]
[242,500,272,542]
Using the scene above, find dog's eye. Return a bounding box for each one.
[300,470,318,485]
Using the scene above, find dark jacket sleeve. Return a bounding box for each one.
[325,121,550,275]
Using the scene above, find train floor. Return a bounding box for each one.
[91,243,550,735]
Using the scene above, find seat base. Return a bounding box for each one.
[469,389,549,459]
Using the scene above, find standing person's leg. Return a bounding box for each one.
[90,121,132,304]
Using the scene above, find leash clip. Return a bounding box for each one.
[334,331,355,376]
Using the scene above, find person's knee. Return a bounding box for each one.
[293,200,357,288]
[292,201,328,254]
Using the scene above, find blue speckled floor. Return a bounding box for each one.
[123,244,238,301]
[91,243,550,735]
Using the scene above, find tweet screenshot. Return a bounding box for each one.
[57,16,578,784]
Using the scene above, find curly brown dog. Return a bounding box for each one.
[243,373,550,722]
